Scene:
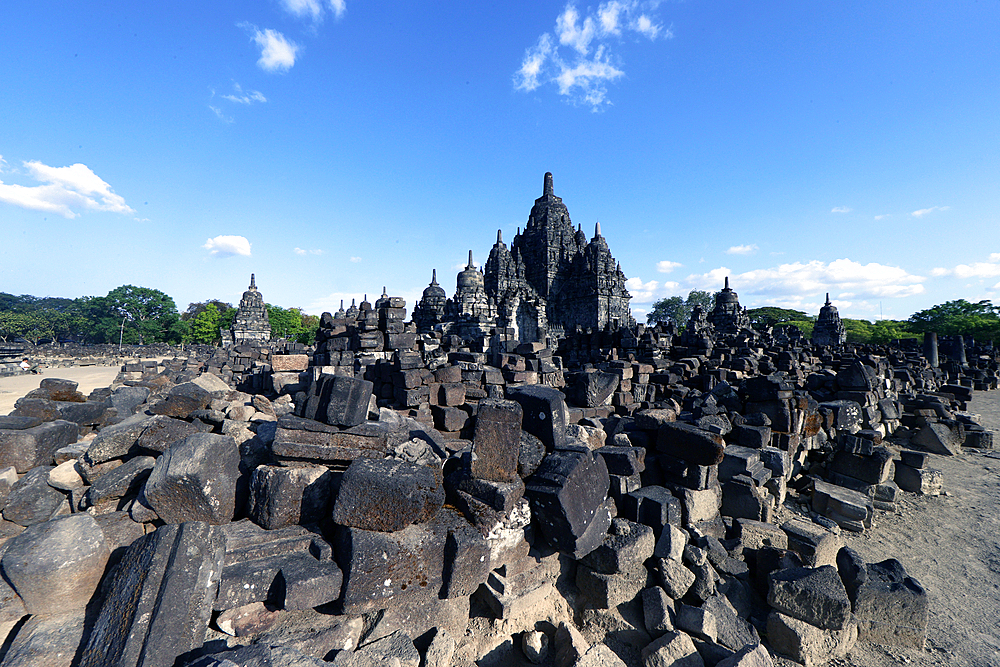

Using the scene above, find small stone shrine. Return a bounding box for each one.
[222,274,271,345]
[812,292,848,347]
[708,276,753,337]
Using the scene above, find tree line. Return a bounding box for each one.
[0,286,319,346]
[647,291,1000,345]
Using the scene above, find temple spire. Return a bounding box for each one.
[249,273,256,290]
[467,250,474,268]
[431,269,438,285]
[497,229,503,244]
[595,220,602,238]
[724,276,730,290]
[825,292,831,305]
[544,172,554,196]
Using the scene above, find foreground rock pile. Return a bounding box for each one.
[0,328,995,667]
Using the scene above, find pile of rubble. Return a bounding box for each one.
[0,305,995,667]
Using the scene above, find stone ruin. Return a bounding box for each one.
[0,279,996,667]
[413,173,634,346]
[222,274,272,346]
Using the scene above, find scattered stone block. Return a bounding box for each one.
[0,419,79,472]
[579,518,655,574]
[766,611,857,667]
[912,422,962,455]
[641,630,704,667]
[657,423,726,466]
[333,457,444,532]
[768,565,851,630]
[144,433,240,525]
[3,466,66,527]
[471,399,522,482]
[642,585,676,637]
[249,464,334,529]
[894,464,943,496]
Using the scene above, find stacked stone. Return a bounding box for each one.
[811,294,847,347]
[226,274,271,345]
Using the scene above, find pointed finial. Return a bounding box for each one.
[382,286,387,297]
[825,293,831,305]
[544,172,554,196]
[595,221,602,238]
[497,229,503,244]
[725,276,730,289]
[351,299,356,306]
[340,299,344,308]
[250,273,256,290]
[431,269,438,285]
[467,250,474,268]
[578,223,582,232]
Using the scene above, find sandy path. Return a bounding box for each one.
[0,365,123,415]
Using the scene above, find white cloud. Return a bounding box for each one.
[991,253,1000,262]
[280,0,345,22]
[514,1,667,110]
[624,276,679,302]
[725,244,758,255]
[911,205,949,218]
[684,258,926,300]
[930,267,949,277]
[831,206,851,213]
[656,260,682,273]
[0,155,6,172]
[0,159,135,219]
[874,214,889,220]
[209,105,233,123]
[241,24,299,72]
[350,256,362,263]
[222,83,266,105]
[929,254,1000,280]
[294,247,307,255]
[203,235,252,257]
[294,247,323,255]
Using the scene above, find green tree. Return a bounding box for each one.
[189,303,222,344]
[908,299,1000,342]
[266,304,305,341]
[646,290,715,328]
[747,307,813,331]
[778,320,815,338]
[91,285,183,345]
[842,318,874,344]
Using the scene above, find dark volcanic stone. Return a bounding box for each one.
[332,458,444,532]
[471,399,522,482]
[144,433,240,525]
[3,466,65,527]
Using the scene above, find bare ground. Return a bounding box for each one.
[0,365,122,415]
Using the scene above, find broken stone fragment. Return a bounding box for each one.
[144,432,240,525]
[332,457,444,532]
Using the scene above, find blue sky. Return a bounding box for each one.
[1,1,998,322]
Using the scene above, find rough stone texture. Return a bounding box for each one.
[109,385,151,417]
[768,565,851,631]
[580,518,655,574]
[471,399,523,482]
[1,513,110,615]
[642,585,676,637]
[766,611,857,667]
[149,381,212,418]
[0,419,79,473]
[657,422,726,466]
[144,432,240,525]
[84,455,155,507]
[1,610,87,667]
[3,465,65,527]
[852,557,929,648]
[572,371,619,408]
[191,645,326,666]
[135,415,205,454]
[525,447,611,558]
[912,422,963,455]
[655,558,696,599]
[332,457,444,532]
[576,560,649,608]
[272,354,310,372]
[249,464,335,529]
[79,521,226,667]
[641,630,705,667]
[508,385,570,451]
[85,412,156,464]
[306,374,374,428]
[715,644,775,667]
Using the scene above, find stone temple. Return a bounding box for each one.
[812,293,847,346]
[413,172,633,344]
[222,274,271,345]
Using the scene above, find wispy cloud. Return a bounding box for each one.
[280,0,345,22]
[831,206,851,213]
[656,260,682,273]
[874,214,889,220]
[203,235,252,257]
[349,256,362,263]
[725,244,758,255]
[684,259,926,300]
[0,159,134,219]
[209,105,233,123]
[625,276,679,302]
[294,247,324,255]
[930,253,1000,279]
[514,1,669,110]
[240,23,299,72]
[911,205,949,218]
[222,83,266,105]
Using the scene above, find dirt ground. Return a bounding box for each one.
[0,365,122,415]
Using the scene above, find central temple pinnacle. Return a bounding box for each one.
[414,172,634,343]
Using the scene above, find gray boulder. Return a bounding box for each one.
[144,433,239,524]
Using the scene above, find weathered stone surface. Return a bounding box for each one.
[109,385,151,417]
[354,630,420,667]
[580,518,655,574]
[471,399,523,482]
[768,565,851,630]
[307,374,374,428]
[715,645,775,667]
[641,630,705,667]
[525,447,612,558]
[508,385,570,450]
[272,354,310,372]
[79,522,226,667]
[766,611,857,667]
[333,516,448,614]
[782,518,841,567]
[577,560,649,608]
[440,506,491,598]
[48,458,85,491]
[135,415,205,453]
[190,644,327,666]
[572,371,619,407]
[1,513,110,615]
[272,424,389,462]
[85,412,156,464]
[1,610,87,667]
[0,420,79,473]
[249,464,334,529]
[656,422,726,466]
[332,457,444,532]
[912,422,963,455]
[642,585,676,637]
[851,557,929,648]
[894,464,943,495]
[144,432,239,524]
[149,381,212,418]
[655,557,696,599]
[3,466,65,526]
[84,455,155,507]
